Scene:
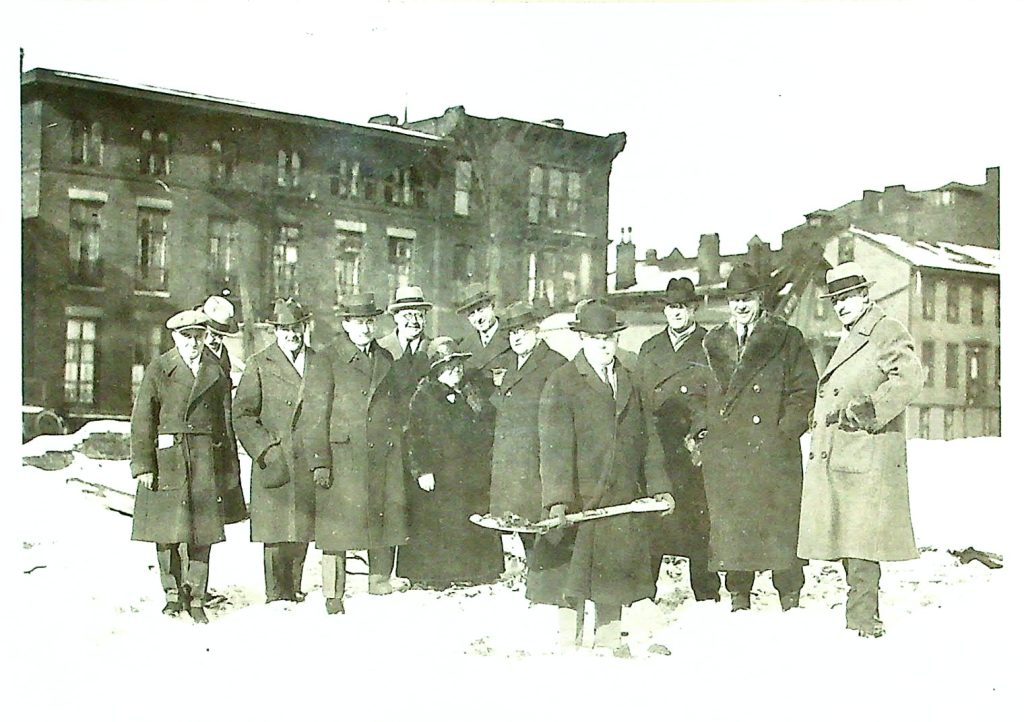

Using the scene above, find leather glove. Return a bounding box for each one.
[417,472,436,492]
[136,472,156,491]
[313,467,332,489]
[653,492,676,517]
[549,503,568,528]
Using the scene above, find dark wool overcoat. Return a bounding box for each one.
[378,331,432,418]
[304,335,407,553]
[489,341,567,522]
[637,325,713,559]
[232,342,315,544]
[529,353,672,607]
[459,322,515,388]
[798,304,923,562]
[398,378,505,585]
[698,314,818,572]
[130,350,248,545]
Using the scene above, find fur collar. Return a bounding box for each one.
[703,313,792,404]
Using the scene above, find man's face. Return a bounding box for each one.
[393,309,425,341]
[664,303,696,331]
[580,331,618,368]
[342,316,376,347]
[173,328,205,362]
[832,289,870,327]
[437,362,464,389]
[275,323,306,355]
[204,328,224,353]
[728,292,762,326]
[509,324,539,356]
[466,303,497,333]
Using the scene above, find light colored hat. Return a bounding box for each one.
[201,295,240,334]
[427,336,472,369]
[166,309,209,332]
[819,262,875,299]
[388,285,433,313]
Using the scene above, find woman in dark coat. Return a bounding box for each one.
[398,337,505,588]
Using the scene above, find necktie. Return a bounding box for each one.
[603,366,615,397]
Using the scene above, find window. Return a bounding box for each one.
[330,159,361,197]
[945,343,959,389]
[140,129,170,176]
[387,235,414,289]
[454,160,472,216]
[814,289,829,320]
[528,166,583,229]
[137,208,168,290]
[69,200,103,286]
[567,172,582,219]
[965,346,987,406]
[64,317,97,405]
[920,341,934,387]
[528,167,543,224]
[546,168,564,221]
[335,230,362,301]
[837,237,855,264]
[940,190,954,206]
[208,218,238,294]
[971,284,984,325]
[921,277,936,320]
[919,406,932,438]
[132,326,164,401]
[453,242,478,283]
[943,408,956,440]
[277,149,302,188]
[209,139,237,184]
[273,225,300,298]
[72,120,103,166]
[946,283,960,323]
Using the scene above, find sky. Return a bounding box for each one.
[8,0,1020,257]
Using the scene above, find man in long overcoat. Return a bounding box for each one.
[130,308,248,624]
[233,298,316,604]
[532,302,675,656]
[693,263,818,612]
[378,285,433,416]
[305,293,407,614]
[198,295,238,380]
[638,277,721,603]
[454,282,514,389]
[798,263,924,638]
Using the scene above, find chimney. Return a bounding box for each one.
[644,248,659,265]
[697,233,721,285]
[543,118,565,128]
[614,237,637,290]
[368,114,399,126]
[747,235,768,277]
[986,166,1000,190]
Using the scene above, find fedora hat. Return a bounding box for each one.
[426,336,472,370]
[569,301,627,334]
[267,297,312,326]
[388,285,433,313]
[336,292,384,318]
[503,301,542,330]
[454,282,495,315]
[200,295,240,335]
[819,262,875,299]
[725,263,767,298]
[661,276,699,306]
[166,308,209,332]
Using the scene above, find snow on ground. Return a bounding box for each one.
[5,425,1019,720]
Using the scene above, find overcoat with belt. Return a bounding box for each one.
[533,353,672,606]
[698,314,818,572]
[798,304,923,562]
[304,334,407,552]
[232,342,315,544]
[637,325,713,558]
[130,350,248,545]
[489,340,567,522]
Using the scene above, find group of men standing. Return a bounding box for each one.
[130,259,922,648]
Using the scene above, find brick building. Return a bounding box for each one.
[21,68,625,423]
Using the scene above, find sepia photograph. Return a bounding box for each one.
[4,0,1020,719]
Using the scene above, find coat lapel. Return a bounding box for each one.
[501,341,548,394]
[368,341,391,399]
[615,362,634,419]
[187,352,222,417]
[821,305,884,381]
[724,315,789,407]
[265,343,303,385]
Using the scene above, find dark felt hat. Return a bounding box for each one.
[267,298,312,326]
[503,301,542,330]
[661,276,700,306]
[336,292,384,318]
[569,301,627,334]
[725,263,767,297]
[454,283,495,314]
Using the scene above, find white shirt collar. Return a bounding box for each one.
[479,321,499,347]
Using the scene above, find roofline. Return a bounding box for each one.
[846,228,999,277]
[22,67,443,144]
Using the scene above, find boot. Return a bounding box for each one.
[594,604,630,658]
[368,573,395,595]
[161,600,183,616]
[730,594,751,612]
[557,604,585,649]
[188,606,209,624]
[325,597,346,615]
[780,592,800,611]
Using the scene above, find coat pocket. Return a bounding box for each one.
[259,444,291,489]
[828,429,875,473]
[155,445,187,491]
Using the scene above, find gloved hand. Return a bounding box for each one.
[417,473,436,492]
[549,503,568,528]
[653,492,676,517]
[313,467,332,489]
[136,472,156,491]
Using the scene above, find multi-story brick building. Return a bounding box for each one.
[21,68,626,423]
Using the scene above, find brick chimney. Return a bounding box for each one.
[747,235,767,276]
[697,233,721,285]
[614,239,637,290]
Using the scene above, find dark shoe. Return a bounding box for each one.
[694,591,721,603]
[265,594,287,604]
[290,591,307,603]
[780,593,800,611]
[730,594,751,612]
[188,606,209,624]
[162,600,183,616]
[858,622,886,638]
[325,598,346,615]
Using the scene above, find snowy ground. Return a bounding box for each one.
[5,423,1019,720]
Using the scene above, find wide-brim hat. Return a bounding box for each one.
[167,308,209,332]
[661,276,699,305]
[569,301,627,334]
[503,301,542,330]
[336,292,384,318]
[454,282,494,314]
[725,263,768,298]
[388,285,434,313]
[268,298,312,326]
[819,262,875,299]
[200,296,240,334]
[427,336,473,369]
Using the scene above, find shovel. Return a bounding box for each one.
[470,497,672,534]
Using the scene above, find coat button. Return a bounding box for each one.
[720,408,726,416]
[821,451,828,459]
[812,420,817,429]
[818,389,825,398]
[286,400,292,406]
[368,442,374,449]
[833,388,840,396]
[809,452,815,460]
[752,415,761,424]
[753,384,760,393]
[387,441,394,448]
[680,385,688,394]
[506,390,512,397]
[217,496,222,503]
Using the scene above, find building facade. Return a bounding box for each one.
[21,69,625,422]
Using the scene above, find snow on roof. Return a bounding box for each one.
[850,227,999,276]
[608,260,700,295]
